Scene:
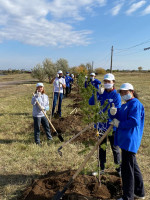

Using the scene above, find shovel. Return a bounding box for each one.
[33,93,64,142]
[52,125,113,200]
[57,122,94,156]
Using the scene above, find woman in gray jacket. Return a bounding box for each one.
[31,83,53,145]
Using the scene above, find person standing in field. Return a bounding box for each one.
[51,70,66,117]
[65,72,73,97]
[109,83,145,200]
[90,73,121,175]
[31,83,53,145]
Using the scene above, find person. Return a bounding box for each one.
[109,83,145,200]
[85,72,101,103]
[65,72,73,97]
[31,83,53,145]
[90,73,121,175]
[51,70,66,117]
[70,74,74,93]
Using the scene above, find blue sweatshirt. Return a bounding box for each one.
[89,89,121,132]
[109,98,145,153]
[85,79,101,89]
[65,75,73,87]
[31,94,49,117]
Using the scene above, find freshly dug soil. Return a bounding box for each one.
[18,170,122,200]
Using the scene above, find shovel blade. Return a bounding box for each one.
[58,134,64,142]
[52,190,63,200]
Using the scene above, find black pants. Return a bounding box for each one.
[99,132,121,170]
[121,149,145,200]
[66,87,70,97]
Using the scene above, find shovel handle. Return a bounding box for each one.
[72,125,113,180]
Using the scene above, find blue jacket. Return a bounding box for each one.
[85,79,101,89]
[90,89,121,132]
[109,98,145,153]
[65,75,73,87]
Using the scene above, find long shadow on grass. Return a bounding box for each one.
[0,139,32,144]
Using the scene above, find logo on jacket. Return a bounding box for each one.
[124,106,128,110]
[109,99,113,103]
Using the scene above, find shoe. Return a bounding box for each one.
[134,194,145,199]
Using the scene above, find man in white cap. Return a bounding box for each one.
[90,73,121,175]
[85,72,101,90]
[51,70,66,117]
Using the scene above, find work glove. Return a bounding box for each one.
[40,105,45,110]
[98,87,104,94]
[109,118,120,128]
[59,79,63,86]
[35,92,41,98]
[85,76,88,81]
[110,103,117,115]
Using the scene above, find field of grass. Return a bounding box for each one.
[0,72,150,200]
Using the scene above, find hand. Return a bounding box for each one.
[56,74,59,78]
[85,76,87,81]
[35,92,41,97]
[110,103,117,115]
[110,118,120,128]
[98,87,104,94]
[59,79,63,86]
[41,106,45,110]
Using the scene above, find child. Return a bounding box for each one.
[31,83,53,145]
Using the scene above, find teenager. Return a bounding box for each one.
[31,83,53,145]
[51,70,66,117]
[109,83,145,200]
[90,73,121,175]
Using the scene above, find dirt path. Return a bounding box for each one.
[0,79,37,88]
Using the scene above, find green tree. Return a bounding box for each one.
[31,64,47,82]
[43,58,57,82]
[55,58,69,74]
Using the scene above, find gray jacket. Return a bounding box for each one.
[31,94,49,117]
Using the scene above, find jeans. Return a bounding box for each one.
[99,131,121,170]
[121,149,145,200]
[33,116,52,144]
[52,92,63,117]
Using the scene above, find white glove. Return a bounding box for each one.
[35,92,41,97]
[85,76,87,81]
[110,103,117,115]
[98,87,104,94]
[56,74,59,78]
[40,105,45,110]
[110,118,120,128]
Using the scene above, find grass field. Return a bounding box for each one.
[0,72,150,200]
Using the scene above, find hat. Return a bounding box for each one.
[66,72,69,74]
[36,83,44,87]
[57,70,63,74]
[90,73,95,76]
[119,83,134,91]
[104,73,115,81]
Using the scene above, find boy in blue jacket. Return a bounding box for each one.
[65,72,73,97]
[109,83,145,200]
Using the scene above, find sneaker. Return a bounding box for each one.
[134,194,145,199]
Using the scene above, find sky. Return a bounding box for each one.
[0,0,150,71]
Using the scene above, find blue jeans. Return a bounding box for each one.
[33,116,53,144]
[52,92,63,117]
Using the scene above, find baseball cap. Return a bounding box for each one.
[104,73,115,81]
[119,83,134,91]
[90,73,95,76]
[57,70,63,74]
[36,83,44,87]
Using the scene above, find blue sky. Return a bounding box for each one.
[0,0,150,70]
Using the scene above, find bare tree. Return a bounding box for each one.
[43,58,57,82]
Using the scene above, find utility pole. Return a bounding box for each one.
[92,61,94,71]
[110,46,113,73]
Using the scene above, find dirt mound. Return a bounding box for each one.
[51,114,96,143]
[18,170,122,200]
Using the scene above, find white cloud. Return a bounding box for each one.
[142,5,150,15]
[0,0,106,47]
[111,3,124,16]
[126,0,146,15]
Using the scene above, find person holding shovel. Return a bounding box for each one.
[90,73,121,175]
[31,83,53,145]
[51,70,66,117]
[109,83,145,200]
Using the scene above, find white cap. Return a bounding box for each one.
[57,70,63,74]
[90,72,95,76]
[119,83,134,91]
[104,73,115,81]
[36,83,44,87]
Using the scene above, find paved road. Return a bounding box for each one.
[0,79,37,88]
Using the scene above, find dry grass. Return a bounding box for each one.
[0,72,150,200]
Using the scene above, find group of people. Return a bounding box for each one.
[31,71,145,200]
[86,72,145,200]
